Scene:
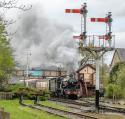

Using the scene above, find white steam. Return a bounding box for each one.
[11,4,79,72]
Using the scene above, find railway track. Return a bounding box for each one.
[99,105,125,114]
[50,98,125,114]
[49,98,94,107]
[21,102,97,119]
[78,99,125,114]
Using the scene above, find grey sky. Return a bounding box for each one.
[4,0,125,69]
[22,0,125,45]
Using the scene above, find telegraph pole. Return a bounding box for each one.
[26,51,31,87]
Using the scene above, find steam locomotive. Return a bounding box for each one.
[49,75,81,99]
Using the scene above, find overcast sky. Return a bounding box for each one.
[26,0,125,35]
[4,0,125,69]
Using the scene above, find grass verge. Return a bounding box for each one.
[0,100,65,119]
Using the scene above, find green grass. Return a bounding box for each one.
[23,100,67,111]
[0,100,65,119]
[23,100,34,105]
[39,101,68,111]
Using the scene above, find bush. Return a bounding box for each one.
[8,84,25,92]
[5,84,25,99]
[105,84,123,100]
[39,90,50,101]
[16,87,50,101]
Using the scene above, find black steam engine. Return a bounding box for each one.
[49,75,80,99]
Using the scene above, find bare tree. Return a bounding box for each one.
[0,0,32,37]
[0,0,32,24]
[0,0,31,11]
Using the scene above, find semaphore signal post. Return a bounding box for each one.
[65,3,115,112]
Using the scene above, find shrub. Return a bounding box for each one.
[16,87,50,101]
[105,84,123,100]
[8,84,25,92]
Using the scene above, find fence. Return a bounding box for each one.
[0,92,13,100]
[0,108,10,119]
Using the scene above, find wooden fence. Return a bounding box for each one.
[0,108,10,119]
[0,92,13,100]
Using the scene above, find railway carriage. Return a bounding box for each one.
[49,77,64,97]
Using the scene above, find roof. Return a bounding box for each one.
[110,48,125,68]
[76,64,95,73]
[116,48,125,62]
[31,66,66,72]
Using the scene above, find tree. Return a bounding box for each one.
[100,63,110,87]
[110,62,125,84]
[105,83,122,101]
[116,65,125,98]
[0,0,31,11]
[0,1,31,90]
[0,20,15,90]
[106,62,125,99]
[0,0,31,27]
